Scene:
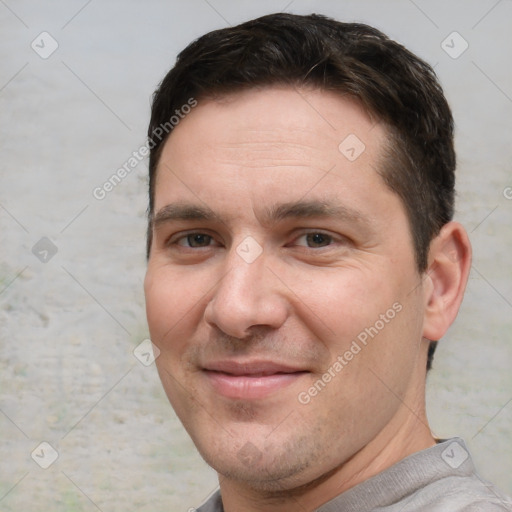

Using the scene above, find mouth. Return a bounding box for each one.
[202,360,309,400]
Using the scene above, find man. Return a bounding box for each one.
[144,13,512,511]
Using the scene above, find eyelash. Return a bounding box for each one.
[167,230,343,250]
[293,232,334,248]
[167,231,219,249]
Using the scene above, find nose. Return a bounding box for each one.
[204,245,289,339]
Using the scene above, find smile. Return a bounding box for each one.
[202,360,309,400]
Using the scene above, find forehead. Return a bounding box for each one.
[154,87,394,220]
[160,86,381,160]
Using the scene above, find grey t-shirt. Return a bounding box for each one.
[196,438,512,511]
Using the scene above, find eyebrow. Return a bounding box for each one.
[152,203,222,228]
[152,199,369,229]
[264,200,368,226]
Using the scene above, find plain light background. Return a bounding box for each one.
[1,1,511,511]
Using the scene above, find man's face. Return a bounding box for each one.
[145,87,429,489]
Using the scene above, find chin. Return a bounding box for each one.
[213,458,310,491]
[194,431,319,492]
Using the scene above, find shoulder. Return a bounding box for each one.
[460,504,512,512]
[402,468,512,511]
[325,438,512,512]
[195,489,223,512]
[403,439,512,512]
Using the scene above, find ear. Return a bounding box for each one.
[422,222,472,341]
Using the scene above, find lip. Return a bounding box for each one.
[202,360,309,400]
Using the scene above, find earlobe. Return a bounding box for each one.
[422,222,472,341]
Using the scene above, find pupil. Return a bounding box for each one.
[189,234,209,246]
[308,233,329,247]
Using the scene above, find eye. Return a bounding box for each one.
[296,232,334,248]
[176,233,214,248]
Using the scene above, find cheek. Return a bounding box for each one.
[326,278,423,390]
[293,265,421,369]
[292,268,394,343]
[145,267,206,409]
[144,267,202,349]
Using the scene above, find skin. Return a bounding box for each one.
[144,87,471,512]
